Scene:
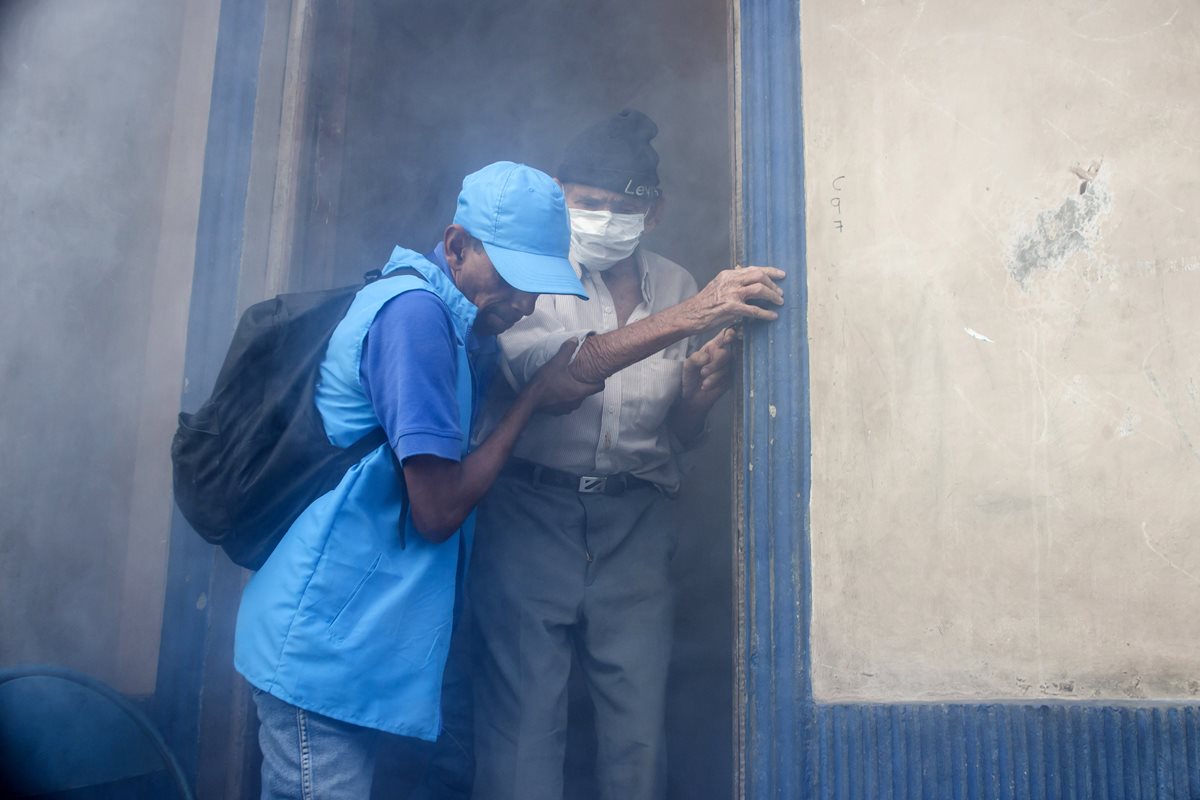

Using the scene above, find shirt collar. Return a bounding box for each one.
[636,249,654,305]
[426,242,453,277]
[424,243,499,361]
[382,245,477,340]
[573,248,654,306]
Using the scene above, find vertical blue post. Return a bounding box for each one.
[155,0,268,787]
[736,0,812,798]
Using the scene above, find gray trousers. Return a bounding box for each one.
[469,471,676,800]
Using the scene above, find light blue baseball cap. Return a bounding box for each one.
[453,161,588,300]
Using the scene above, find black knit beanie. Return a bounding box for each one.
[557,109,661,200]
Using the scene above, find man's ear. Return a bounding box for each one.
[556,178,575,207]
[644,192,666,233]
[443,224,471,266]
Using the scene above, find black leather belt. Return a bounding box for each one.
[504,460,658,496]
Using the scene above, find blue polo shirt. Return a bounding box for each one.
[234,246,484,740]
[360,243,495,461]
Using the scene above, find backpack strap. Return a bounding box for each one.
[347,426,389,461]
[364,266,423,283]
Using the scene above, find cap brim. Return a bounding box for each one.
[481,242,589,300]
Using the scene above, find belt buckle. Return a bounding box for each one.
[578,475,607,494]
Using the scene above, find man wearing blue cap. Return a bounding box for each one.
[470,112,785,799]
[232,162,601,800]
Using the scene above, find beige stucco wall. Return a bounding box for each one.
[803,0,1200,701]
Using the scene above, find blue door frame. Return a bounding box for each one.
[155,0,268,791]
[733,2,1200,798]
[733,0,812,795]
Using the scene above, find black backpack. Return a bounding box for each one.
[171,269,419,569]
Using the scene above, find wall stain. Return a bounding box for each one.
[1009,163,1113,288]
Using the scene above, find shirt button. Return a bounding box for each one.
[603,306,612,313]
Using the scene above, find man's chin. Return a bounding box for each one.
[476,312,517,336]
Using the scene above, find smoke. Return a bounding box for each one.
[0,0,187,693]
[1,0,734,796]
[304,0,732,292]
[308,3,734,794]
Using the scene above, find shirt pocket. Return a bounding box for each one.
[627,357,685,435]
[323,553,384,639]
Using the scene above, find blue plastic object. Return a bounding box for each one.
[0,666,192,798]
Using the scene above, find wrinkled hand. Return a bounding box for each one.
[681,327,740,409]
[529,339,604,415]
[685,265,785,329]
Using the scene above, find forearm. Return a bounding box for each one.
[569,302,703,383]
[567,263,786,384]
[667,393,716,446]
[404,388,539,541]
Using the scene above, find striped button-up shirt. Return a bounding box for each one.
[483,248,699,492]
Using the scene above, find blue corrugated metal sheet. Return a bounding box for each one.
[735,1,1200,798]
[813,705,1200,800]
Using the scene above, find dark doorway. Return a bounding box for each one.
[283,2,735,797]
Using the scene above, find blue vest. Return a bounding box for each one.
[234,248,476,740]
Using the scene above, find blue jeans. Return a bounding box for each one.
[254,689,377,800]
[253,672,474,799]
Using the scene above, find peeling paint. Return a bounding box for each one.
[769,404,777,418]
[1130,256,1200,275]
[963,327,994,343]
[1116,407,1140,437]
[1039,679,1076,696]
[1008,168,1113,288]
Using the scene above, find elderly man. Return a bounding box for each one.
[470,111,785,799]
[233,162,603,800]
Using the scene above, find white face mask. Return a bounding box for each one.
[568,208,646,272]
